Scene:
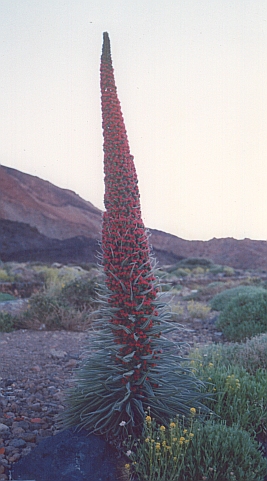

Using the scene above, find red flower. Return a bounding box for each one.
[100,32,160,390]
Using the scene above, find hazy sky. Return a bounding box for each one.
[1,1,267,241]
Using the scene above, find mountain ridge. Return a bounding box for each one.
[1,164,267,270]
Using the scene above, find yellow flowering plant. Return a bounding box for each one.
[124,411,196,481]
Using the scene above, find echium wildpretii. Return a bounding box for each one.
[101,31,159,393]
[62,32,208,440]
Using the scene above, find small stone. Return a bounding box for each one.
[20,432,36,443]
[50,349,67,359]
[0,425,9,434]
[3,446,18,455]
[8,452,21,463]
[31,365,41,372]
[65,359,78,368]
[11,427,24,436]
[9,439,26,448]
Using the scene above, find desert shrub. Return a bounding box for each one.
[32,265,88,294]
[0,293,17,302]
[216,289,267,341]
[179,421,266,481]
[60,277,98,310]
[208,264,225,274]
[171,301,185,320]
[192,281,231,302]
[23,292,91,330]
[177,258,214,270]
[0,312,17,332]
[210,285,266,311]
[0,268,10,281]
[187,300,211,319]
[232,333,267,373]
[22,292,90,330]
[171,267,190,277]
[22,292,64,328]
[126,417,267,481]
[195,362,267,435]
[125,412,196,481]
[191,334,267,374]
[192,266,206,276]
[223,266,235,276]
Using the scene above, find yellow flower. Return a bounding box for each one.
[155,442,161,451]
[162,441,166,447]
[173,456,177,461]
[145,438,150,443]
[160,425,166,431]
[172,437,177,442]
[189,433,194,438]
[125,464,130,470]
[169,422,176,429]
[179,437,185,445]
[145,415,152,423]
[209,363,213,367]
[183,429,188,434]
[190,407,196,415]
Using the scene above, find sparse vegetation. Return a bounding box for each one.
[0,312,18,332]
[210,285,267,311]
[187,299,211,319]
[214,288,267,341]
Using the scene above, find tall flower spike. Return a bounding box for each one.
[101,33,159,391]
[62,32,209,440]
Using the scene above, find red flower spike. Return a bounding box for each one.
[62,33,208,441]
[100,32,159,390]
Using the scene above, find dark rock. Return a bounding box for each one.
[12,428,120,481]
[9,439,26,448]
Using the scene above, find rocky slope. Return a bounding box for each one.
[0,165,102,240]
[1,164,267,270]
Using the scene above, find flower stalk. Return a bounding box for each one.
[62,32,209,440]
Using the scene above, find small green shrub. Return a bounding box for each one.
[192,266,206,276]
[126,417,267,481]
[202,281,226,296]
[171,301,185,320]
[23,291,92,331]
[0,268,10,281]
[60,277,98,310]
[126,412,196,481]
[223,266,235,276]
[0,312,16,332]
[187,300,211,319]
[191,334,267,374]
[0,293,17,302]
[209,264,225,274]
[195,363,267,435]
[177,258,214,270]
[210,285,266,311]
[180,421,267,481]
[23,292,63,328]
[171,267,190,277]
[216,290,267,341]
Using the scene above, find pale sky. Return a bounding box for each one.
[1,0,267,241]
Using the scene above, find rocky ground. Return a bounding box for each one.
[0,312,222,480]
[0,330,87,480]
